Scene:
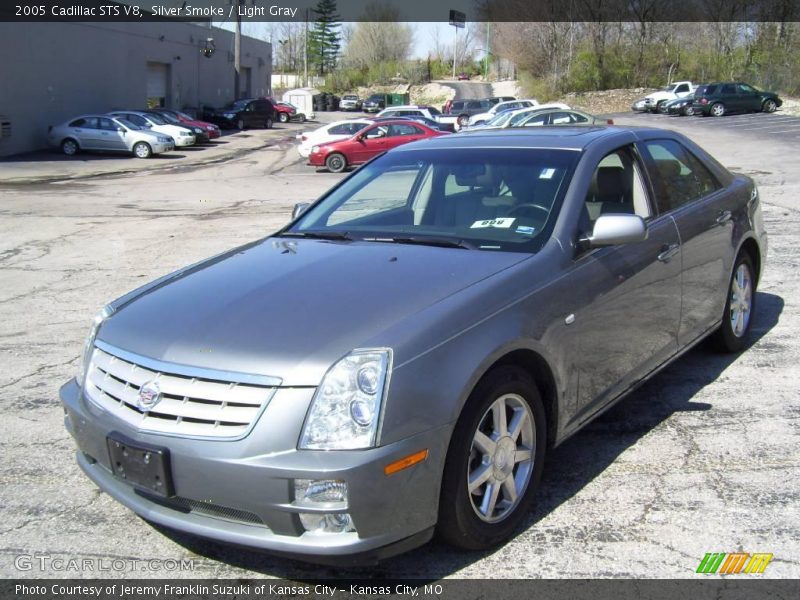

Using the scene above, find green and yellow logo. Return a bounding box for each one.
[696,552,773,574]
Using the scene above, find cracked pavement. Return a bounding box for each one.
[0,112,798,579]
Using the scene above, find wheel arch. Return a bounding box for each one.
[737,235,762,285]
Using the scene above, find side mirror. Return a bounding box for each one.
[292,202,311,219]
[355,133,365,141]
[585,214,648,247]
[117,126,125,132]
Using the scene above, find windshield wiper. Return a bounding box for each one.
[278,230,353,241]
[364,236,475,250]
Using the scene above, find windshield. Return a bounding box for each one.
[145,113,168,125]
[175,111,193,120]
[114,118,141,131]
[224,101,248,110]
[285,148,578,253]
[485,111,513,127]
[343,95,357,100]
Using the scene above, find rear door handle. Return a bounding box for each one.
[658,243,680,263]
[716,210,732,225]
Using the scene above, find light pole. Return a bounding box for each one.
[449,10,465,79]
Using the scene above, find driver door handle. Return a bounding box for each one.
[657,243,680,263]
[716,210,732,225]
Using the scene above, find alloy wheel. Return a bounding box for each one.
[467,393,535,523]
[730,263,753,338]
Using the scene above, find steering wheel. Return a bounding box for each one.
[506,203,550,219]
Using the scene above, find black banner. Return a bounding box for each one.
[2,0,800,23]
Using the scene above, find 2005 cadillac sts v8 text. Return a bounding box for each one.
[60,126,766,563]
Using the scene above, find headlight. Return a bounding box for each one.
[299,349,392,450]
[193,127,202,134]
[179,131,191,136]
[76,305,114,387]
[311,145,321,153]
[224,113,236,119]
[158,136,171,143]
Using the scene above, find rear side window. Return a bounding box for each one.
[721,84,737,94]
[697,84,717,95]
[640,140,722,213]
[389,123,424,136]
[69,118,88,127]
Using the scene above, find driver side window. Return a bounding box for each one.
[583,147,652,229]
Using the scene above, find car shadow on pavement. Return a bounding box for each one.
[150,291,783,580]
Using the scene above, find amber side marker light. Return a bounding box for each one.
[384,449,429,476]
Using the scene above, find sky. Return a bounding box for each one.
[222,21,470,60]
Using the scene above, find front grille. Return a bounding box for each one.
[84,346,277,439]
[137,491,266,527]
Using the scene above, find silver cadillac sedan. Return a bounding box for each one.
[60,126,767,563]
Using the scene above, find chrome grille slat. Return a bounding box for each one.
[85,346,277,439]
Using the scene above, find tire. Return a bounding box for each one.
[710,253,756,353]
[710,102,726,117]
[61,138,79,156]
[325,153,347,173]
[437,366,546,550]
[298,115,306,123]
[762,99,777,113]
[237,118,245,130]
[683,105,695,117]
[457,114,470,127]
[265,117,274,129]
[133,142,152,159]
[278,112,289,123]
[656,100,667,113]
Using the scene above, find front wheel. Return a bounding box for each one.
[133,142,152,159]
[683,105,695,116]
[237,118,245,130]
[278,112,289,123]
[710,102,726,117]
[265,117,274,129]
[710,253,756,353]
[325,152,347,173]
[457,114,470,127]
[437,366,546,550]
[762,99,777,113]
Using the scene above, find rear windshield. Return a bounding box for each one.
[695,85,718,95]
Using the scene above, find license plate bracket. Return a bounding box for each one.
[106,432,174,497]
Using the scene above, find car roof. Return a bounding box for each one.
[393,126,673,151]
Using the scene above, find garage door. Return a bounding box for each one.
[146,62,169,108]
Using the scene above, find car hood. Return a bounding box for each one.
[98,238,528,385]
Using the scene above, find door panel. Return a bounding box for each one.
[570,217,682,422]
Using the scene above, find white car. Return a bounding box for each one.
[642,81,695,112]
[465,103,572,131]
[107,111,196,147]
[467,99,540,126]
[47,114,174,158]
[296,119,372,158]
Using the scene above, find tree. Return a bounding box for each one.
[307,0,341,76]
[342,2,414,67]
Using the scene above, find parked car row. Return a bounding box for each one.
[632,81,783,117]
[298,103,613,173]
[48,108,222,158]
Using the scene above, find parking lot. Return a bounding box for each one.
[0,110,798,580]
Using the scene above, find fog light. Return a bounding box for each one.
[299,512,355,533]
[294,479,347,506]
[294,479,356,533]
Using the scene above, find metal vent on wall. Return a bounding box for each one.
[0,118,10,139]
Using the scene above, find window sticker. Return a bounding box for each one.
[470,217,516,229]
[515,225,537,236]
[540,168,556,179]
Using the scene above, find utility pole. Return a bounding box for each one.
[304,8,309,87]
[234,2,241,99]
[484,21,490,79]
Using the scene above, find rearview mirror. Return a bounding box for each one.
[292,202,311,219]
[587,214,648,247]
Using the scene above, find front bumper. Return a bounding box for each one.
[174,136,196,147]
[151,142,174,154]
[60,379,446,562]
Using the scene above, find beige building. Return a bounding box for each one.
[0,22,272,157]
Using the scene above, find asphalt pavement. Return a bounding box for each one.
[0,105,798,580]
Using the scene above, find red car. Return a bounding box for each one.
[308,120,445,173]
[150,108,221,140]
